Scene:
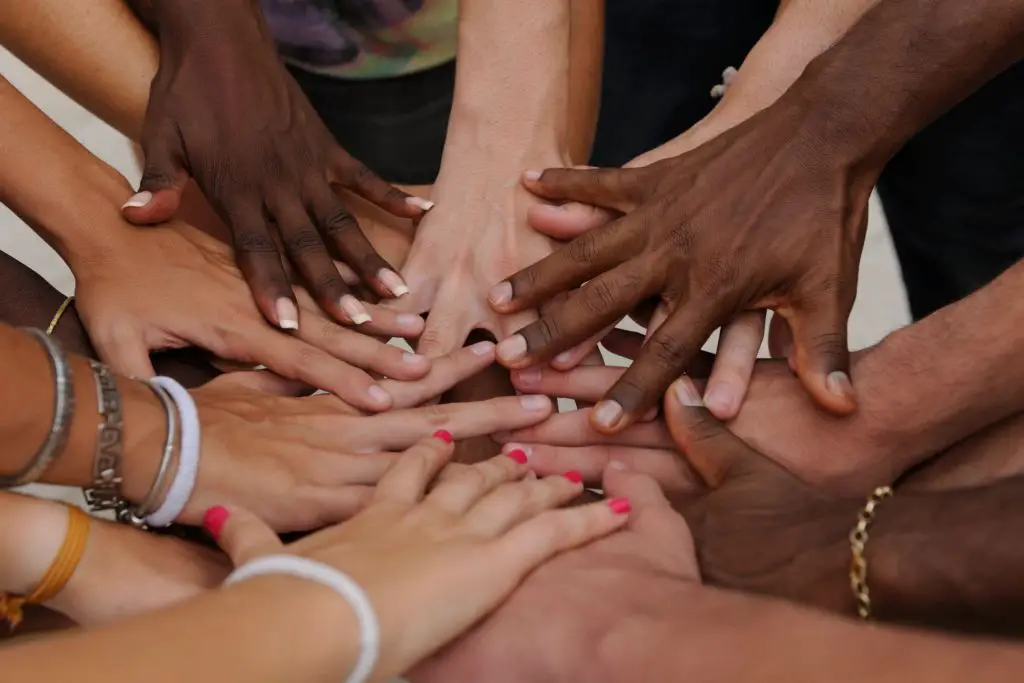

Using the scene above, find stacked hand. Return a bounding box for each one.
[209,433,632,682]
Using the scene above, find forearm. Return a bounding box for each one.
[435,0,576,190]
[0,0,156,140]
[0,492,69,597]
[0,76,140,268]
[1,575,358,683]
[608,583,1024,682]
[566,0,603,164]
[794,0,1024,168]
[855,259,1024,478]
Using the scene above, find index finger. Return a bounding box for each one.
[521,166,648,212]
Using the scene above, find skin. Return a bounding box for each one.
[489,0,1024,433]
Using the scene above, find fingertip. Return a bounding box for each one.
[433,429,453,445]
[202,505,230,540]
[122,187,181,225]
[702,384,739,420]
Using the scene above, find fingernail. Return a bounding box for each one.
[826,371,853,398]
[397,314,423,329]
[367,385,390,405]
[552,351,574,367]
[433,429,453,444]
[702,386,734,416]
[564,471,583,483]
[341,295,372,325]
[275,298,299,330]
[515,367,542,387]
[405,196,435,212]
[673,378,704,407]
[501,443,531,457]
[202,506,230,540]
[592,400,624,429]
[607,497,632,515]
[470,340,495,356]
[488,281,513,306]
[519,395,551,411]
[122,190,153,209]
[497,335,528,364]
[506,449,529,464]
[377,269,410,297]
[523,170,542,181]
[608,460,628,471]
[402,351,426,366]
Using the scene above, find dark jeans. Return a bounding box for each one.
[293,0,1024,319]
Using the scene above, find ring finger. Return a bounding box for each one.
[426,451,528,515]
[463,473,585,537]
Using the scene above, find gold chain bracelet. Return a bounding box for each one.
[849,485,893,620]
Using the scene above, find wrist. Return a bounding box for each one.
[118,378,170,506]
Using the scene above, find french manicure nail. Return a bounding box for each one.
[405,196,435,211]
[202,506,230,540]
[515,367,542,387]
[826,371,853,398]
[377,269,410,297]
[519,395,551,411]
[497,335,528,364]
[275,298,299,330]
[523,170,542,181]
[341,295,372,325]
[506,449,528,464]
[488,281,513,306]
[564,471,582,483]
[121,190,153,209]
[470,340,495,356]
[433,429,453,444]
[607,497,632,515]
[673,378,704,407]
[592,400,624,429]
[367,385,390,405]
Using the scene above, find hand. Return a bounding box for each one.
[50,521,228,626]
[124,353,558,532]
[121,0,427,327]
[73,220,427,412]
[410,463,697,683]
[208,433,631,682]
[490,98,877,431]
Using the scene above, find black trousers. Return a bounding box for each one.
[293,0,1024,320]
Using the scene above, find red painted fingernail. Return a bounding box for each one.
[202,506,230,540]
[506,449,528,464]
[433,430,453,444]
[564,471,583,484]
[607,498,632,515]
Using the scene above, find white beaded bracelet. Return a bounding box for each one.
[225,555,380,683]
[145,377,200,527]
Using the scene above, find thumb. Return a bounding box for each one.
[92,325,156,379]
[784,298,856,416]
[202,505,283,567]
[521,166,647,212]
[527,201,618,240]
[663,377,768,488]
[123,129,189,225]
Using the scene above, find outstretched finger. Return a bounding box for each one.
[527,202,618,240]
[521,166,648,212]
[373,431,456,503]
[332,153,429,220]
[203,505,282,567]
[381,340,496,408]
[702,311,765,420]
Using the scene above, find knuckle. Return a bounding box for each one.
[566,235,600,266]
[234,230,278,255]
[581,279,618,316]
[282,229,324,255]
[421,404,454,429]
[648,333,692,371]
[322,208,360,240]
[532,317,564,347]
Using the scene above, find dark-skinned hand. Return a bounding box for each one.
[490,96,877,433]
[664,376,865,613]
[122,0,429,329]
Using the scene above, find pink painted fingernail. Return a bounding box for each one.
[506,449,529,464]
[501,443,530,456]
[564,471,582,483]
[202,506,230,540]
[377,269,409,297]
[122,191,152,209]
[340,295,371,325]
[488,281,513,306]
[274,298,299,330]
[497,335,528,363]
[433,430,453,444]
[607,497,632,515]
[515,367,542,387]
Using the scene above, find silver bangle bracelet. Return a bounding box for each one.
[118,380,178,528]
[1,328,75,489]
[83,360,126,511]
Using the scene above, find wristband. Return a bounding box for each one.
[225,555,379,683]
[145,377,199,527]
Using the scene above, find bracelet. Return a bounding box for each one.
[45,295,75,337]
[850,485,893,620]
[82,361,126,512]
[0,504,91,630]
[225,555,379,683]
[145,377,200,528]
[1,329,76,489]
[118,381,179,528]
